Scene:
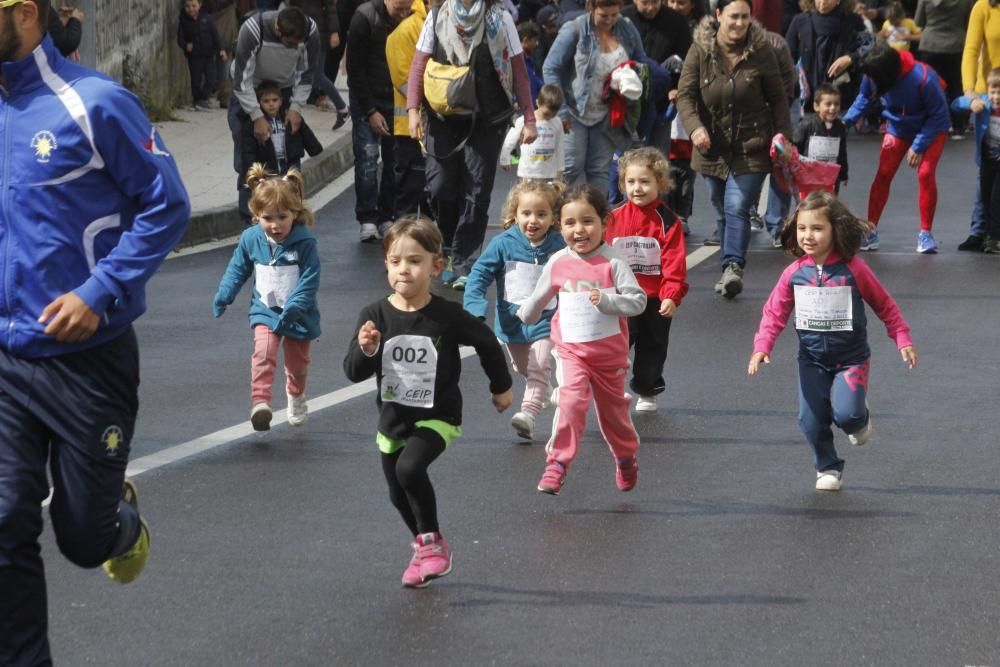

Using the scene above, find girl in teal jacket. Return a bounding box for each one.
[464,181,565,441]
[214,165,321,430]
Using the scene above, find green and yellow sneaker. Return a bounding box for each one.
[103,479,150,584]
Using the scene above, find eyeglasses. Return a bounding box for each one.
[0,0,29,8]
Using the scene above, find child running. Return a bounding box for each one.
[605,147,689,414]
[500,84,566,183]
[344,217,513,588]
[214,164,321,431]
[464,181,566,441]
[517,185,647,495]
[748,191,918,492]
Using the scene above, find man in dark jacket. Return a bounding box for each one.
[622,0,692,65]
[347,0,413,241]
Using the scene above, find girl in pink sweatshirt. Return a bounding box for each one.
[518,184,647,496]
[748,191,918,492]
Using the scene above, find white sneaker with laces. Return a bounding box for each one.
[287,393,308,427]
[511,411,535,440]
[815,470,843,491]
[635,395,657,413]
[359,223,381,243]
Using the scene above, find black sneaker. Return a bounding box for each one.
[958,235,984,251]
[703,233,721,246]
[748,210,765,231]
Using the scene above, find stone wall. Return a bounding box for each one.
[87,0,191,118]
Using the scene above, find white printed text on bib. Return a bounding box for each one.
[807,136,840,163]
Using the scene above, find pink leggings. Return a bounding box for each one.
[867,131,947,231]
[504,338,554,417]
[251,325,311,404]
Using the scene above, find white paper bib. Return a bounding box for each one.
[558,289,620,343]
[380,335,439,408]
[504,261,555,309]
[611,236,662,276]
[794,285,853,332]
[807,135,840,163]
[255,264,299,309]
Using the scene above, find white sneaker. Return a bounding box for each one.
[287,393,308,427]
[847,418,872,446]
[359,223,381,243]
[815,470,843,491]
[511,411,535,440]
[635,395,657,413]
[251,402,272,431]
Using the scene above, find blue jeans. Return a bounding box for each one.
[971,186,986,237]
[765,175,791,237]
[798,357,870,472]
[704,171,767,268]
[351,105,395,226]
[312,41,346,111]
[564,116,626,194]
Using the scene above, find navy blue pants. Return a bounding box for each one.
[0,329,141,667]
[797,357,870,473]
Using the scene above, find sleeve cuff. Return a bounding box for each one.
[74,275,117,316]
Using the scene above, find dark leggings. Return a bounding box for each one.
[380,428,446,536]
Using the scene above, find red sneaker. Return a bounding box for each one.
[616,457,638,492]
[416,532,452,582]
[537,461,567,495]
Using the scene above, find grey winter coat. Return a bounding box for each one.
[676,18,791,179]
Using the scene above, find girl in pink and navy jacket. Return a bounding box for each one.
[748,192,918,493]
[518,185,647,496]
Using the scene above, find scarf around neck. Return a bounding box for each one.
[434,0,513,98]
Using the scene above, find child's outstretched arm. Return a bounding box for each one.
[457,309,514,412]
[848,257,915,360]
[344,310,381,382]
[517,259,559,324]
[463,237,504,320]
[750,263,797,369]
[213,237,254,317]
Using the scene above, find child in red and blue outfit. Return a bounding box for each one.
[749,192,918,492]
[605,147,688,414]
[842,43,950,254]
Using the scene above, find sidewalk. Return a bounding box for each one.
[157,103,355,248]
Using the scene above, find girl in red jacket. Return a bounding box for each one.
[606,147,689,413]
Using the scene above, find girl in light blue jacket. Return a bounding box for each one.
[464,181,565,440]
[214,165,321,431]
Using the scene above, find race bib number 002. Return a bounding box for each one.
[794,285,853,332]
[381,335,438,408]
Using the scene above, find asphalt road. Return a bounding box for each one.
[41,133,1000,666]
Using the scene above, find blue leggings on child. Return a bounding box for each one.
[797,357,870,472]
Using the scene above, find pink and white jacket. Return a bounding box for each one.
[517,244,646,365]
[753,251,913,367]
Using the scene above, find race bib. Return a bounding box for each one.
[558,289,620,343]
[255,264,299,309]
[504,261,555,309]
[380,335,438,408]
[794,285,853,332]
[807,136,840,163]
[611,236,662,276]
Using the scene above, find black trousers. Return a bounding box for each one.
[980,157,1000,239]
[0,329,142,667]
[628,297,673,396]
[186,55,216,103]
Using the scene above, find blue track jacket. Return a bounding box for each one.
[843,52,950,154]
[0,36,191,358]
[951,93,992,167]
[215,223,321,340]
[463,225,565,344]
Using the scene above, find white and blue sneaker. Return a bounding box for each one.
[860,229,879,251]
[916,231,938,254]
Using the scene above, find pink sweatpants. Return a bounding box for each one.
[544,348,640,467]
[867,131,947,231]
[251,325,311,404]
[504,338,554,417]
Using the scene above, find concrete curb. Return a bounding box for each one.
[176,133,355,249]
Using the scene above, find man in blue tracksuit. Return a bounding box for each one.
[0,2,191,664]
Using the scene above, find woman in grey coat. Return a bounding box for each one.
[915,0,976,135]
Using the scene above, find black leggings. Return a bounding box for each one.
[380,428,447,536]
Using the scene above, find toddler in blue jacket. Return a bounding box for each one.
[214,164,322,431]
[464,181,565,440]
[951,67,1000,254]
